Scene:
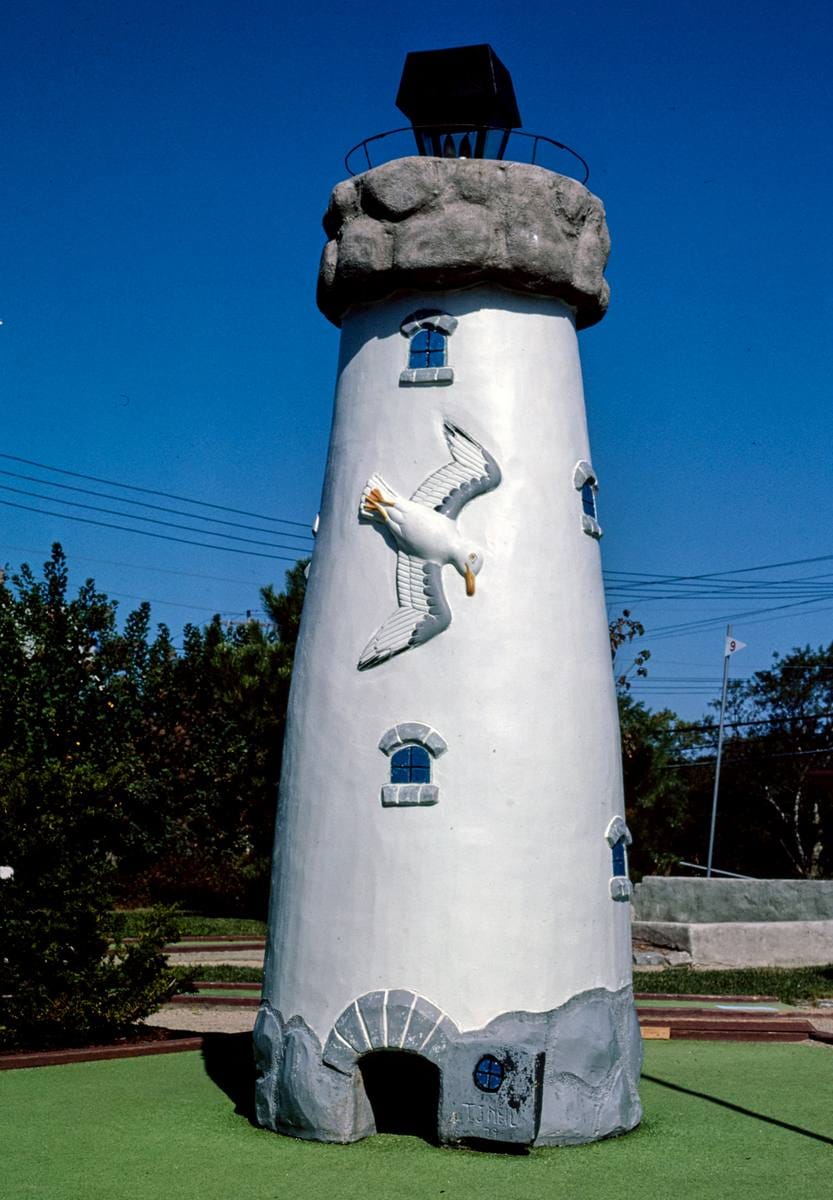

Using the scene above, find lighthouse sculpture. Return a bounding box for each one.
[255,45,642,1147]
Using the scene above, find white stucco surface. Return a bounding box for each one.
[264,285,632,1040]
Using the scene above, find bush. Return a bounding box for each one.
[633,964,833,1004]
[117,850,272,917]
[0,761,180,1050]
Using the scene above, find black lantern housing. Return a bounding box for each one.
[395,44,522,161]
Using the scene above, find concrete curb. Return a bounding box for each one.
[0,1035,204,1071]
[632,920,833,967]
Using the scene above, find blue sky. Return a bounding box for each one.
[1,0,831,719]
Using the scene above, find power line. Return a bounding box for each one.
[606,570,833,595]
[106,589,250,614]
[678,711,833,734]
[0,467,314,545]
[604,551,833,586]
[0,450,311,529]
[630,692,718,696]
[608,568,833,583]
[630,675,750,682]
[607,580,833,597]
[645,595,833,640]
[0,498,303,563]
[607,589,833,601]
[0,482,309,554]
[0,543,273,588]
[664,746,833,769]
[604,561,833,612]
[0,544,273,619]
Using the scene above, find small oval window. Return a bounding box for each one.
[473,1054,505,1093]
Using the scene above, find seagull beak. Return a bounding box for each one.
[464,563,476,596]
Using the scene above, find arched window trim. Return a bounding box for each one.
[605,816,633,902]
[322,989,458,1075]
[378,722,447,807]
[573,460,602,540]
[399,310,458,387]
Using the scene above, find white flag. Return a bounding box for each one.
[725,636,746,657]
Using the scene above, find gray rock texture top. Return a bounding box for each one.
[317,158,611,329]
[632,876,833,923]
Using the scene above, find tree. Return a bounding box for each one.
[609,609,651,692]
[607,604,710,878]
[617,692,703,878]
[693,644,833,878]
[261,560,307,649]
[0,544,310,918]
[120,560,307,910]
[0,547,178,1048]
[0,544,313,1045]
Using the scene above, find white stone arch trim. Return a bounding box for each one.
[604,816,632,847]
[399,309,458,386]
[322,990,459,1076]
[399,310,459,338]
[573,459,602,540]
[378,722,448,758]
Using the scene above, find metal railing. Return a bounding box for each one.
[678,861,755,880]
[344,125,590,184]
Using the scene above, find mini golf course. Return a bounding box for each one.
[6,932,830,1196]
[2,1041,831,1200]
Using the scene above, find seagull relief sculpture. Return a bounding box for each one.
[357,420,501,670]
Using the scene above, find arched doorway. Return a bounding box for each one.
[359,1050,441,1143]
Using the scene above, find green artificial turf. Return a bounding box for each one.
[636,998,790,1010]
[633,965,833,1004]
[185,987,261,998]
[118,912,268,938]
[2,1041,831,1200]
[170,915,266,937]
[172,964,263,985]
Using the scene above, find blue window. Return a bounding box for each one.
[390,744,431,784]
[581,480,597,520]
[473,1054,505,1093]
[611,840,627,877]
[408,328,447,369]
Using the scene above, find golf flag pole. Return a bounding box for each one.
[706,626,746,877]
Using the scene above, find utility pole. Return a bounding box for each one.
[706,625,745,877]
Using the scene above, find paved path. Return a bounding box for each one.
[146,1003,257,1034]
[166,951,265,967]
[157,940,833,1039]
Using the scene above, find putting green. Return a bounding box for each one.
[2,1042,830,1200]
[636,999,792,1010]
[184,988,261,998]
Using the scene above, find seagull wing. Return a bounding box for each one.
[357,554,451,671]
[410,421,502,518]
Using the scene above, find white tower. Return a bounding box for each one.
[256,46,642,1148]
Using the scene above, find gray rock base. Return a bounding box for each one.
[253,986,642,1148]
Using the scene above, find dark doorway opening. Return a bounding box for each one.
[359,1050,440,1143]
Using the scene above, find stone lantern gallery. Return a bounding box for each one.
[254,45,643,1148]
